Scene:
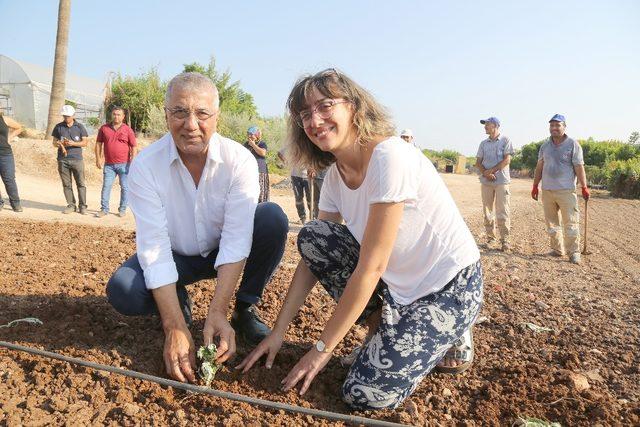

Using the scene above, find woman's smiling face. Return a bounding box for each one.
[301,87,355,153]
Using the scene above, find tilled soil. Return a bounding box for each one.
[1,186,639,426]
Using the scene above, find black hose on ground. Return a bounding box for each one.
[0,340,409,427]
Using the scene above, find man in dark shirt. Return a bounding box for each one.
[51,105,89,214]
[243,126,269,202]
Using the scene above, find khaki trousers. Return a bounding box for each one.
[481,183,510,242]
[541,189,580,255]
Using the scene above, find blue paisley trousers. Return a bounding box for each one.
[298,220,483,410]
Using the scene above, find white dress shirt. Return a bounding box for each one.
[128,132,259,289]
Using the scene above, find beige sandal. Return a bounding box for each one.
[434,328,474,374]
[340,345,362,367]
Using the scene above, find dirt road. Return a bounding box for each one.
[1,144,639,425]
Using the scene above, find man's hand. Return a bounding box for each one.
[95,159,103,170]
[236,332,284,373]
[281,348,332,395]
[58,141,67,156]
[531,185,539,201]
[203,310,236,364]
[581,186,590,201]
[482,170,496,181]
[163,326,197,383]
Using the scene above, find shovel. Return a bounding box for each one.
[582,198,592,255]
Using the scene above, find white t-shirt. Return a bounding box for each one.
[319,137,480,305]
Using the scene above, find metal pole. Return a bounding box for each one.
[0,341,408,427]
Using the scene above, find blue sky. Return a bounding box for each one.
[1,0,638,155]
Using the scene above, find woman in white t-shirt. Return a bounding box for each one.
[238,69,483,409]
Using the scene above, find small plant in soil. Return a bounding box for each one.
[197,344,222,387]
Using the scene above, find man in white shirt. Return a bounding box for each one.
[399,129,418,148]
[106,72,288,383]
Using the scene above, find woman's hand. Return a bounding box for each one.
[235,332,284,373]
[281,348,332,395]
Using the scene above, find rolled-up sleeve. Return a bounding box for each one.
[128,159,178,289]
[215,155,259,269]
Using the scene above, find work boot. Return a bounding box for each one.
[117,210,126,218]
[481,238,496,249]
[501,241,511,253]
[79,207,87,215]
[231,304,271,346]
[547,249,564,257]
[62,205,76,214]
[570,253,581,264]
[95,210,108,218]
[11,204,23,213]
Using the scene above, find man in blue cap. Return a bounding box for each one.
[475,116,515,252]
[531,114,589,264]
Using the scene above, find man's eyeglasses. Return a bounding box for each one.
[165,107,216,122]
[296,99,350,128]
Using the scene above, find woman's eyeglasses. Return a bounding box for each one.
[296,99,350,128]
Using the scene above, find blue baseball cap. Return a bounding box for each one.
[480,117,500,127]
[549,114,566,123]
[247,126,260,135]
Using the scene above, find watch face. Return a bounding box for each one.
[316,340,326,352]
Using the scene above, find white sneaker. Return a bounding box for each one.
[570,253,581,264]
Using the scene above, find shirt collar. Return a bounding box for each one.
[488,134,501,142]
[168,132,223,165]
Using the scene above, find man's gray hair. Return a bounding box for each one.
[165,72,220,110]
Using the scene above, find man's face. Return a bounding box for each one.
[484,122,497,135]
[401,135,412,143]
[112,109,125,125]
[63,115,74,125]
[247,133,258,143]
[549,121,566,138]
[165,87,218,156]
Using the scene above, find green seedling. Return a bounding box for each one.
[0,317,43,328]
[514,416,561,427]
[521,322,554,334]
[197,344,222,387]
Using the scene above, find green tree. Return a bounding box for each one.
[520,140,544,170]
[183,57,258,117]
[629,131,639,145]
[107,69,166,132]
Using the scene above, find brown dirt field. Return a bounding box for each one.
[1,148,639,425]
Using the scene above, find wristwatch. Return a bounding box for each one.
[315,339,332,353]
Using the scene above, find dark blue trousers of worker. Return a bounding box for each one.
[106,202,288,317]
[0,154,21,209]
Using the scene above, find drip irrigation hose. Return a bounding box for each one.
[0,341,409,427]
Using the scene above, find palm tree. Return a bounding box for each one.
[46,0,71,136]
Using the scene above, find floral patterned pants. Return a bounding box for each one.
[298,220,483,410]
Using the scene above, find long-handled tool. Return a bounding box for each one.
[582,198,592,255]
[309,175,315,220]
